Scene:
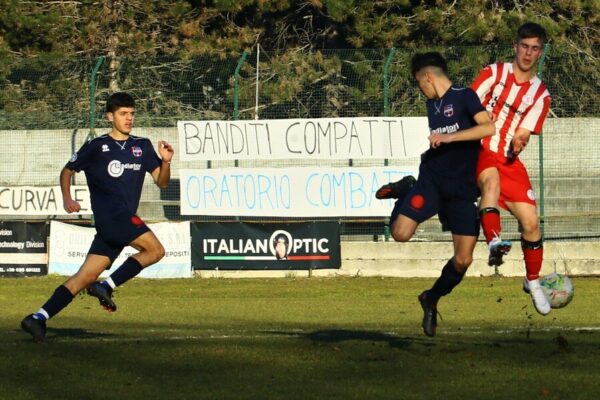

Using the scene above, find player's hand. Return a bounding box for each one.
[510,131,531,157]
[158,140,174,163]
[63,198,81,213]
[488,111,498,122]
[428,133,451,149]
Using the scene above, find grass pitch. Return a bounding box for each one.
[1,275,599,400]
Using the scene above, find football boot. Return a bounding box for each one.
[488,238,512,267]
[375,176,416,200]
[418,291,438,337]
[526,278,551,315]
[21,314,47,342]
[87,281,117,312]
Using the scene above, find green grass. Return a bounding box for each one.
[1,275,599,400]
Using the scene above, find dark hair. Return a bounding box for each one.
[411,52,448,78]
[106,92,135,113]
[274,234,288,244]
[517,22,547,45]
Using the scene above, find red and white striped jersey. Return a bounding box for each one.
[471,62,551,160]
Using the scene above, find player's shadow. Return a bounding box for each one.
[49,327,115,338]
[307,329,415,349]
[267,329,429,349]
[267,328,575,352]
[18,327,116,342]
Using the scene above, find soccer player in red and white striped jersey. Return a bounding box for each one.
[471,22,552,315]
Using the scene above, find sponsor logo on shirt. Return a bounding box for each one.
[131,146,143,157]
[430,122,460,134]
[102,144,110,152]
[107,160,142,178]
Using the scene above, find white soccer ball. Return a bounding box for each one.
[540,273,574,309]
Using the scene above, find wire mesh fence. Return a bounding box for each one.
[0,46,598,241]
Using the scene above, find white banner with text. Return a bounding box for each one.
[178,117,429,161]
[0,186,91,215]
[180,166,419,217]
[48,221,192,278]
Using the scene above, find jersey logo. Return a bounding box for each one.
[131,146,143,157]
[102,144,110,152]
[69,153,78,162]
[522,94,534,106]
[443,104,454,117]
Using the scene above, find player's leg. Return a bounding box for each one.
[390,214,418,242]
[105,230,165,289]
[505,200,549,315]
[91,230,165,308]
[429,234,477,302]
[86,213,161,311]
[477,152,512,266]
[499,159,549,315]
[418,235,477,337]
[21,253,112,341]
[390,169,437,242]
[418,182,479,337]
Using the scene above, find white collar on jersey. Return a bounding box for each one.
[113,137,130,150]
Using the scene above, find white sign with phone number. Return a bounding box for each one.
[48,221,192,278]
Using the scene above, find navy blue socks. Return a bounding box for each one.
[107,257,144,289]
[34,285,74,321]
[427,259,465,304]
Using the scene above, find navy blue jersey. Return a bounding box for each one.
[66,134,161,218]
[421,86,486,179]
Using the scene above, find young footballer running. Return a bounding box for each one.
[21,92,174,342]
[471,22,552,315]
[377,52,495,337]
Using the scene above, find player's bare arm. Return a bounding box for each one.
[428,111,494,148]
[510,128,531,156]
[151,140,174,189]
[59,167,81,213]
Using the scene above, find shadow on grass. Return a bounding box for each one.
[265,327,571,352]
[48,327,115,339]
[303,329,416,349]
[15,327,116,343]
[266,328,436,350]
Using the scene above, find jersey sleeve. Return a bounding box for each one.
[65,139,97,172]
[470,65,494,101]
[464,88,486,117]
[518,92,551,135]
[144,139,161,173]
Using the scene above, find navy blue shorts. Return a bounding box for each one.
[88,210,151,263]
[390,164,480,236]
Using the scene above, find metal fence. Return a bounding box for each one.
[1,46,598,241]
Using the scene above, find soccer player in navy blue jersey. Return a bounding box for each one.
[377,52,495,337]
[21,92,174,342]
